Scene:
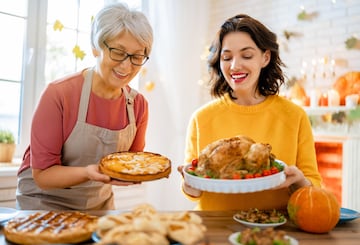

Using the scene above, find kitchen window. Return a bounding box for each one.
[0,0,141,158]
[0,0,27,150]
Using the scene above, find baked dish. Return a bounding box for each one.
[195,135,276,179]
[4,211,98,244]
[95,203,206,245]
[99,151,171,182]
[228,228,297,245]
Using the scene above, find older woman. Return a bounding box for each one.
[16,3,153,210]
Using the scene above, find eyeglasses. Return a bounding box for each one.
[103,41,149,66]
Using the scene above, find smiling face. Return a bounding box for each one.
[92,31,146,98]
[220,32,270,100]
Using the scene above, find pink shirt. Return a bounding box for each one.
[19,70,148,174]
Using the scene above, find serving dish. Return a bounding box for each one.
[233,215,286,229]
[183,160,286,193]
[338,207,360,224]
[0,207,18,223]
[228,231,298,245]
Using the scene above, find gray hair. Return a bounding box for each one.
[91,3,153,56]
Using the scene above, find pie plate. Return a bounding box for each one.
[0,207,18,223]
[182,160,286,193]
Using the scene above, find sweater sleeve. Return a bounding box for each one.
[296,111,322,187]
[184,113,200,164]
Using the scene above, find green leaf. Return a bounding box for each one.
[345,37,358,49]
[348,107,360,120]
[297,10,307,20]
[0,130,15,144]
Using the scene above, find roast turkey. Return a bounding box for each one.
[195,135,275,179]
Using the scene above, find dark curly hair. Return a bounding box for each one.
[208,14,286,98]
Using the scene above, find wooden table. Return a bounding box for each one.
[0,210,359,244]
[198,211,360,244]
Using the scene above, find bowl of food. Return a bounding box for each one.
[233,208,287,229]
[228,228,298,245]
[183,135,286,193]
[183,161,285,193]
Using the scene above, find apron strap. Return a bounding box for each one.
[123,87,137,124]
[78,68,93,122]
[78,68,138,126]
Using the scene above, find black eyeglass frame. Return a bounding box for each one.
[103,41,149,66]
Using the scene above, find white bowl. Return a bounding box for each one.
[228,231,298,245]
[233,215,287,229]
[183,160,286,193]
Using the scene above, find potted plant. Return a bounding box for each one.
[0,129,16,163]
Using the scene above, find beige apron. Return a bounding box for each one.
[16,69,137,210]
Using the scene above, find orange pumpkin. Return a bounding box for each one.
[287,186,340,233]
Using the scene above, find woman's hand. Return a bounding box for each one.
[177,165,202,197]
[86,164,141,186]
[274,165,311,191]
[85,164,111,182]
[177,165,185,177]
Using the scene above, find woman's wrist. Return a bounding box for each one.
[182,182,202,197]
[290,177,311,193]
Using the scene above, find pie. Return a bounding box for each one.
[99,151,171,182]
[4,211,98,244]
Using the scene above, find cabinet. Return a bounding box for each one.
[0,164,19,208]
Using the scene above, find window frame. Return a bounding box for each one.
[12,0,47,158]
[13,0,142,158]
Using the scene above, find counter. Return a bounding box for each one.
[0,210,359,244]
[0,162,20,208]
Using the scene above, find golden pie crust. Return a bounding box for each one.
[99,151,171,182]
[4,211,98,244]
[95,203,206,245]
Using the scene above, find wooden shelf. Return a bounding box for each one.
[303,106,357,115]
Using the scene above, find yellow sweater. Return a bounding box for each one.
[184,94,322,211]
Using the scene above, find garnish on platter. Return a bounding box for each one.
[187,158,284,180]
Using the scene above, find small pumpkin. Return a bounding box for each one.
[287,186,340,233]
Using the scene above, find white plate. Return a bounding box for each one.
[233,215,287,229]
[183,160,286,193]
[228,231,298,245]
[0,207,18,222]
